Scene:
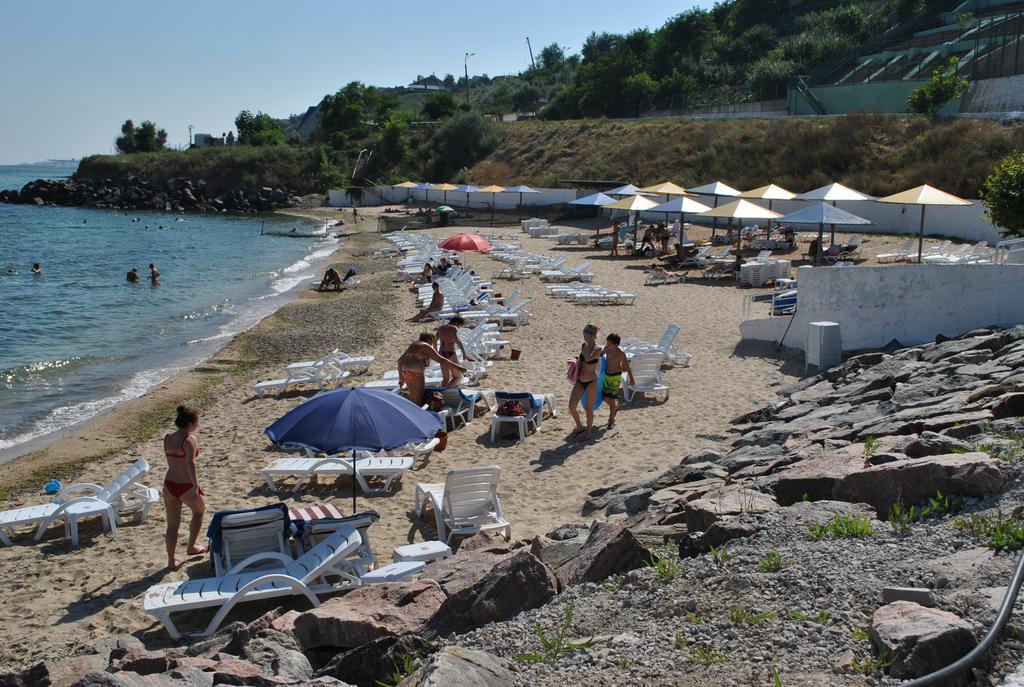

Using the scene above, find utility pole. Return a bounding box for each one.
[526,37,535,69]
[188,124,193,148]
[464,52,475,107]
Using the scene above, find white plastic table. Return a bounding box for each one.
[392,540,453,564]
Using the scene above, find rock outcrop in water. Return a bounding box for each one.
[0,176,300,213]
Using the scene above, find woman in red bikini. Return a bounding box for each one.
[162,405,207,568]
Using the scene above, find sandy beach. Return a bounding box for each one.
[0,208,919,668]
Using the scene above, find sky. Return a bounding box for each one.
[0,0,715,164]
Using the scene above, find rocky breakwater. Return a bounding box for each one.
[0,176,301,213]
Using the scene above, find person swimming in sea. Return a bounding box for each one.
[31,263,41,275]
[127,267,140,282]
[149,263,160,283]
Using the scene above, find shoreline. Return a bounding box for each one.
[0,206,355,498]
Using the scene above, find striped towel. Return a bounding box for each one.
[288,502,344,522]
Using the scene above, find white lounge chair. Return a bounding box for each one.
[623,324,692,368]
[488,391,543,442]
[253,363,350,399]
[414,466,511,543]
[0,458,157,547]
[145,526,365,639]
[209,505,293,577]
[260,453,414,495]
[623,352,670,403]
[876,239,915,263]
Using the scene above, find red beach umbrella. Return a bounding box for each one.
[439,234,493,252]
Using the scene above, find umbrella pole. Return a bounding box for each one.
[352,451,357,514]
[518,193,523,223]
[816,222,824,266]
[918,205,926,264]
[491,193,495,227]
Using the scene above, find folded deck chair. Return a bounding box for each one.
[207,503,293,577]
[0,458,156,547]
[145,525,365,639]
[260,454,414,495]
[414,465,511,543]
[623,352,670,403]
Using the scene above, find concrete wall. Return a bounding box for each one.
[330,185,1001,243]
[328,185,577,209]
[961,74,1024,113]
[740,263,1024,352]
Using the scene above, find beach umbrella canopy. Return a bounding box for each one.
[439,233,492,252]
[687,181,741,197]
[453,185,479,209]
[504,184,540,221]
[476,184,506,226]
[780,202,872,265]
[433,182,459,205]
[606,183,656,197]
[393,180,420,202]
[266,387,443,511]
[568,192,617,207]
[739,184,797,213]
[794,182,874,202]
[649,196,711,215]
[416,182,436,202]
[604,194,661,212]
[877,184,972,263]
[699,199,783,220]
[639,181,690,196]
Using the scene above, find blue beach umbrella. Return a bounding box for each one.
[266,387,443,510]
[504,184,541,221]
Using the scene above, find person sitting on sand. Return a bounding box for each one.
[127,267,140,282]
[162,405,207,568]
[318,267,343,291]
[410,282,444,322]
[31,263,41,275]
[602,334,635,430]
[149,263,160,283]
[568,324,603,440]
[398,333,468,405]
[435,316,468,386]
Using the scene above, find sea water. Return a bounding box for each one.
[0,163,340,458]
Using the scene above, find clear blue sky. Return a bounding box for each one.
[0,0,714,164]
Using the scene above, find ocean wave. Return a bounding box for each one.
[0,356,90,388]
[0,365,176,452]
[182,299,233,321]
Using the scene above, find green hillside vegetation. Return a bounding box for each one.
[468,115,1024,198]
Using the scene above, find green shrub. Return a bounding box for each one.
[758,551,783,572]
[908,57,968,117]
[981,151,1024,237]
[808,514,875,540]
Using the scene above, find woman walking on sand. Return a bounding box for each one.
[568,324,603,440]
[162,405,207,568]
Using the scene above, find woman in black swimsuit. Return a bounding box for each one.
[568,324,603,439]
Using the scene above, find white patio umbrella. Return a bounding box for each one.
[504,184,541,221]
[795,182,875,244]
[649,196,711,242]
[877,185,972,263]
[699,199,783,241]
[606,183,657,197]
[687,181,741,228]
[605,193,660,231]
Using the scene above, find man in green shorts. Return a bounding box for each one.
[603,333,635,429]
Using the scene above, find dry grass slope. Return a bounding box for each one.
[469,114,1024,198]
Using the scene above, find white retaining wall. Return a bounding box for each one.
[740,264,1024,352]
[329,186,1002,243]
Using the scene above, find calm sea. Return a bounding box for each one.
[0,163,338,459]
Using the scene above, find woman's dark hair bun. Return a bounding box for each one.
[174,405,199,428]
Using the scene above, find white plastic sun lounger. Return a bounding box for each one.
[623,352,670,402]
[0,458,157,547]
[260,453,414,495]
[414,465,511,543]
[145,525,365,639]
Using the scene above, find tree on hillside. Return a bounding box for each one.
[115,119,168,154]
[234,110,285,145]
[318,82,399,140]
[980,151,1024,237]
[377,115,410,170]
[423,92,457,120]
[424,111,499,180]
[538,44,566,71]
[907,57,968,117]
[512,82,543,113]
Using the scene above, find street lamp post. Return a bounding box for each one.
[464,52,475,107]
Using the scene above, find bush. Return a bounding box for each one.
[908,57,968,117]
[981,151,1024,236]
[424,111,499,180]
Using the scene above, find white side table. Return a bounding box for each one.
[392,540,453,565]
[361,560,425,583]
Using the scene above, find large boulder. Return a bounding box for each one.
[552,518,653,588]
[294,580,446,650]
[683,487,779,531]
[838,453,1003,517]
[870,601,976,679]
[315,634,435,687]
[397,647,514,687]
[423,548,513,597]
[426,551,557,636]
[241,631,313,683]
[1,654,108,687]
